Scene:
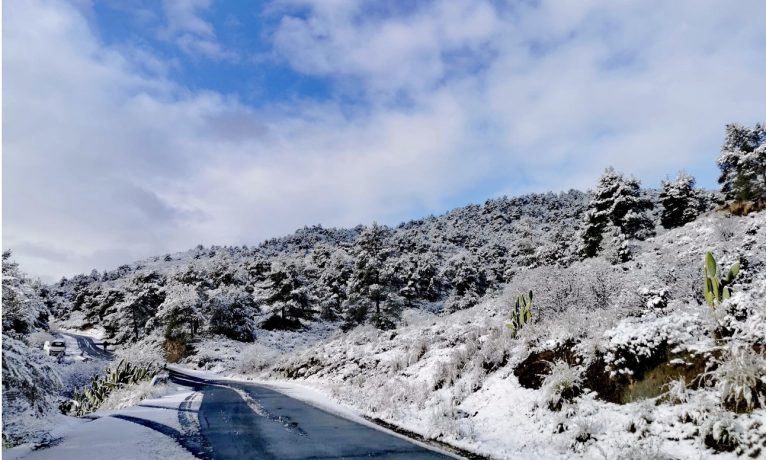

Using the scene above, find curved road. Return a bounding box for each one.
[169,369,454,459]
[59,332,113,360]
[28,335,455,459]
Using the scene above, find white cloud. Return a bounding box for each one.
[160,0,237,61]
[3,0,766,280]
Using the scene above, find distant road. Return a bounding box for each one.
[59,332,112,360]
[169,368,455,459]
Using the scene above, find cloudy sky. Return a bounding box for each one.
[4,0,766,281]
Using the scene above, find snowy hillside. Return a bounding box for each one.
[47,190,593,354]
[6,140,766,456]
[265,211,766,458]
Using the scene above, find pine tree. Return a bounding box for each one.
[316,250,352,320]
[155,282,203,341]
[717,123,766,207]
[579,167,654,258]
[207,286,257,341]
[265,259,315,322]
[659,172,704,228]
[443,252,488,312]
[343,223,401,329]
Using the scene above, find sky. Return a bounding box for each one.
[3,0,766,281]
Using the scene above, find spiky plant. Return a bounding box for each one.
[507,290,533,338]
[63,360,159,416]
[703,252,740,309]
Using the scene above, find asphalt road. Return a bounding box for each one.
[59,332,112,360]
[169,369,454,460]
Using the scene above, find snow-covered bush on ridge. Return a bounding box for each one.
[707,344,766,413]
[236,343,279,374]
[541,361,583,411]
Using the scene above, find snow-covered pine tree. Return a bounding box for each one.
[659,172,704,228]
[443,252,488,312]
[264,258,315,322]
[154,281,204,341]
[316,250,352,320]
[343,222,401,329]
[579,167,654,258]
[207,285,258,341]
[2,251,49,334]
[717,123,766,209]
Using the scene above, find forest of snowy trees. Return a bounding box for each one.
[40,123,765,355]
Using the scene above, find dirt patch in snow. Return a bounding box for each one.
[515,342,712,404]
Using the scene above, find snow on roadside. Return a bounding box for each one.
[3,384,201,460]
[3,416,196,460]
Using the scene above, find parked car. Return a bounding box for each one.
[43,340,66,357]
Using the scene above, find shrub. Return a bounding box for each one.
[541,360,583,411]
[710,345,766,413]
[236,343,279,374]
[702,412,742,453]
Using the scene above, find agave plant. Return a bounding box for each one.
[63,360,159,416]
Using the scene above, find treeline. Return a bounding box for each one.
[48,122,765,349]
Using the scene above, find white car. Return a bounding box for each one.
[43,340,66,357]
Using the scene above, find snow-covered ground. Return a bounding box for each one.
[4,384,200,460]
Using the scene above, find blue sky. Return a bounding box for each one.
[4,0,766,280]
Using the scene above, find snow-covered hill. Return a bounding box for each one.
[7,184,766,458]
[264,212,766,458]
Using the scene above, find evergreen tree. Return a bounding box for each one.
[660,172,704,228]
[207,286,258,341]
[717,123,766,206]
[316,250,352,320]
[579,167,654,258]
[154,281,203,342]
[443,252,488,312]
[344,223,401,329]
[264,259,315,321]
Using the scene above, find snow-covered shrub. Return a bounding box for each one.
[405,338,428,366]
[99,381,171,411]
[541,360,583,411]
[236,343,279,374]
[427,396,460,439]
[709,344,766,413]
[2,336,62,446]
[58,360,107,398]
[569,416,602,452]
[701,411,743,453]
[639,288,669,312]
[1,337,61,410]
[662,377,689,405]
[615,437,669,460]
